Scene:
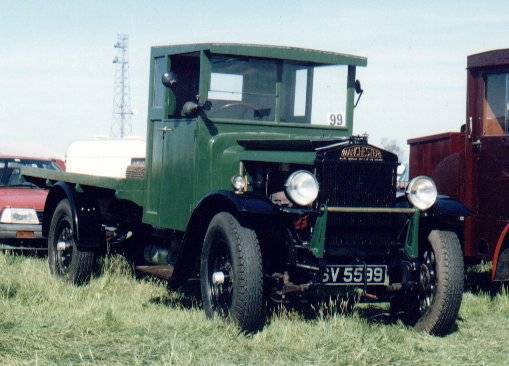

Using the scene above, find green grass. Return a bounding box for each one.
[0,254,508,365]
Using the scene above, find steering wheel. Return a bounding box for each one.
[208,102,259,118]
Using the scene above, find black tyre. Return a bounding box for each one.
[392,230,464,336]
[48,199,96,285]
[200,212,264,332]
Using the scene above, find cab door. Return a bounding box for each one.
[475,72,509,219]
[144,52,201,229]
[144,55,170,226]
[158,118,197,231]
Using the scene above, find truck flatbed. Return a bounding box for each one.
[22,167,145,207]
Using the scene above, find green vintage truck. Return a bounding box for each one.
[24,43,465,335]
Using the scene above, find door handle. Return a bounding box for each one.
[472,139,482,152]
[157,127,174,133]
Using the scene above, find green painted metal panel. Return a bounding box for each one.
[309,206,328,258]
[153,43,367,67]
[21,168,146,207]
[239,150,316,165]
[22,168,124,190]
[346,65,356,127]
[405,210,420,258]
[158,118,197,231]
[144,121,165,225]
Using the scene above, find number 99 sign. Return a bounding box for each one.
[327,112,344,127]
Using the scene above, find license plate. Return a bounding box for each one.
[322,265,388,286]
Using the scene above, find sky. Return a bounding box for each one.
[1,1,508,160]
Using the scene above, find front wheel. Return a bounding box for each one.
[47,199,96,285]
[200,212,264,332]
[392,230,464,336]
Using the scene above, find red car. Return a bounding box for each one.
[0,156,63,249]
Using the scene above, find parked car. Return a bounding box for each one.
[408,49,509,283]
[0,156,63,249]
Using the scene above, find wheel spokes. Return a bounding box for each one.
[56,225,74,274]
[418,249,437,314]
[208,240,234,317]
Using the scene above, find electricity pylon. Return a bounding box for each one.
[111,33,133,138]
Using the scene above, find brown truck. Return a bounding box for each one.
[408,49,509,283]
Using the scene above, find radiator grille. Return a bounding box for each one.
[317,160,397,208]
[315,152,401,255]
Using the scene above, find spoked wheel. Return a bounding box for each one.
[207,238,234,317]
[54,221,74,276]
[417,249,437,314]
[200,212,264,333]
[48,199,96,285]
[391,230,464,336]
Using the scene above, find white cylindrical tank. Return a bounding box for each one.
[65,137,146,178]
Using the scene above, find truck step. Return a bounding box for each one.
[0,243,47,251]
[135,264,173,280]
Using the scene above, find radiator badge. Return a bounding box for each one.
[340,146,383,161]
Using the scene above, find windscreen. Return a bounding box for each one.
[207,56,348,126]
[0,159,58,187]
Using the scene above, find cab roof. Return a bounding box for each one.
[467,49,509,69]
[152,43,367,67]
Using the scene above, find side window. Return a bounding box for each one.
[311,65,348,127]
[483,73,509,136]
[293,69,308,117]
[168,53,200,117]
[281,63,313,123]
[152,57,166,108]
[281,64,312,123]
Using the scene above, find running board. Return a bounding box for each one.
[0,243,47,251]
[135,264,174,281]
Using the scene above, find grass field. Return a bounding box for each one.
[0,253,508,365]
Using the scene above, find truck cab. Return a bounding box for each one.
[408,49,509,282]
[25,44,465,335]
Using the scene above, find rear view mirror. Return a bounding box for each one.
[354,79,364,108]
[162,72,177,88]
[354,80,363,94]
[182,101,199,117]
[182,100,213,117]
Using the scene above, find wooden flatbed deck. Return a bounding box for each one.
[22,168,146,207]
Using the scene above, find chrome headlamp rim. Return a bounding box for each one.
[406,175,438,211]
[231,175,246,192]
[284,170,319,206]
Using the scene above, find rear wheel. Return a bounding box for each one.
[48,199,96,285]
[392,230,464,336]
[200,212,264,332]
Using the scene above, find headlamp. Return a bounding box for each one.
[406,176,437,210]
[284,170,319,206]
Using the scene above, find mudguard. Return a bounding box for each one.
[42,182,78,238]
[431,195,470,217]
[170,190,278,289]
[396,194,470,218]
[193,190,277,217]
[42,182,102,248]
[492,223,509,281]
